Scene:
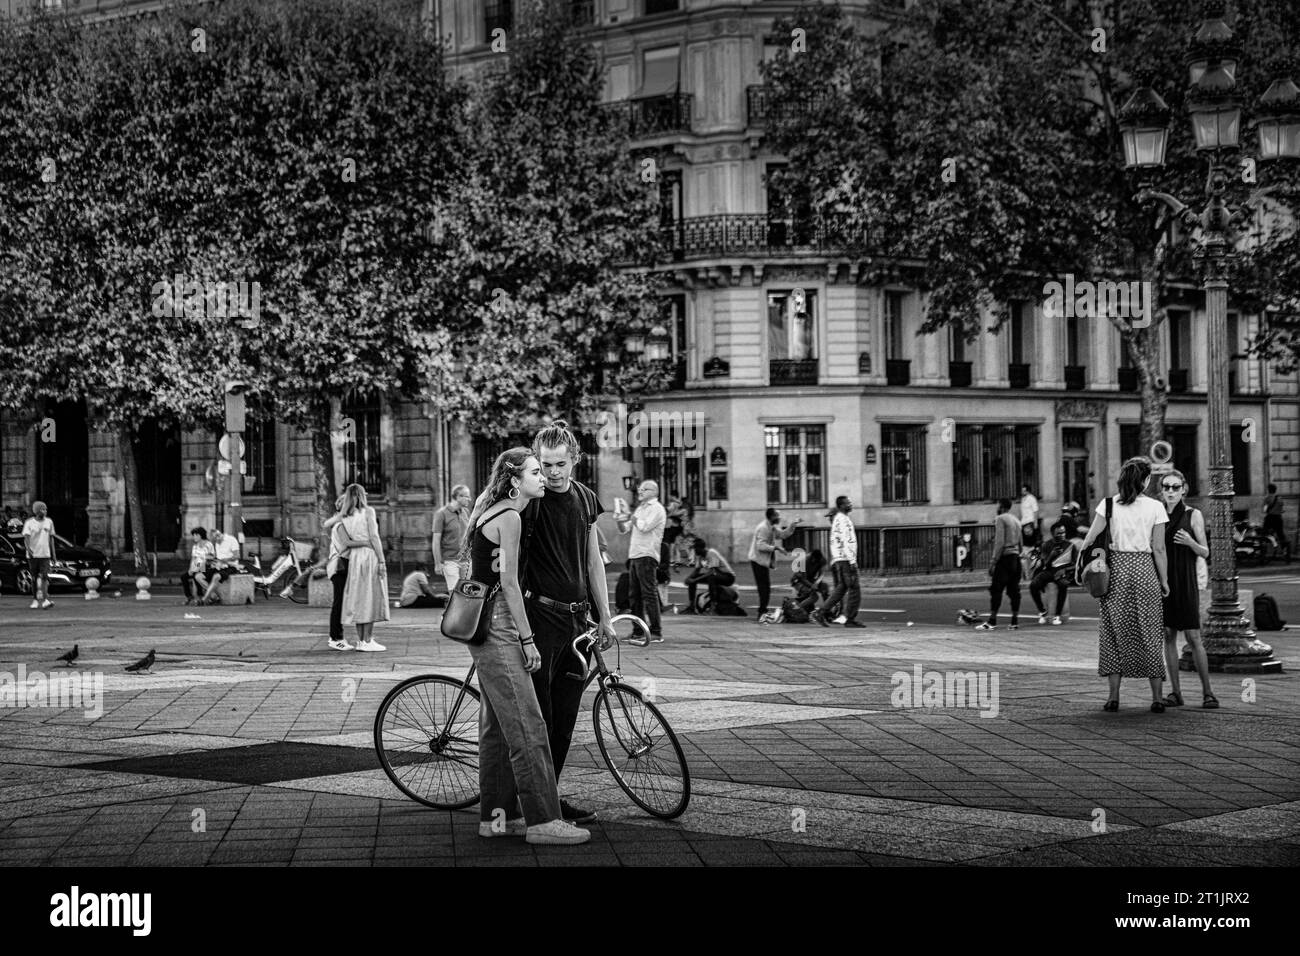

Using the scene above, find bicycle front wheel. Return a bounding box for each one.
[374,675,480,809]
[592,681,690,820]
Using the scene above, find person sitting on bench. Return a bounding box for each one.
[201,529,248,604]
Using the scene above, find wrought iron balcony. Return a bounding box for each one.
[886,359,911,386]
[1065,365,1086,391]
[770,359,819,386]
[948,361,972,387]
[653,213,878,261]
[746,85,828,126]
[601,93,693,138]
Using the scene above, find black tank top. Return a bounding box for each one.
[469,510,511,588]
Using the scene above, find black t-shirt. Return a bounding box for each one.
[521,481,604,603]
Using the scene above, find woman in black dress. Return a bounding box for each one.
[1160,470,1218,709]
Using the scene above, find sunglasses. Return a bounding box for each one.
[1161,483,1183,490]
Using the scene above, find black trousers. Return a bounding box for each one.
[751,561,772,614]
[989,554,1022,624]
[628,556,662,636]
[685,568,735,607]
[329,560,349,641]
[1029,570,1068,615]
[526,601,590,780]
[825,561,861,621]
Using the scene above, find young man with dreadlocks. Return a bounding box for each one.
[520,420,616,825]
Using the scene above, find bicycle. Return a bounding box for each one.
[373,613,691,820]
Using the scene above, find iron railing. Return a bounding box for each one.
[601,93,693,138]
[770,359,818,386]
[746,85,829,125]
[655,212,879,260]
[786,523,999,576]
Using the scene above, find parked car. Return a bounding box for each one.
[0,532,113,594]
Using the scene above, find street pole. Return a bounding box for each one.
[1196,167,1282,673]
[224,383,247,559]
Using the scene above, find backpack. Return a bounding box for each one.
[1254,593,1285,631]
[781,597,809,624]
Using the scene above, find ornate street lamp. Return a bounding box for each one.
[624,330,645,356]
[1119,3,1295,674]
[1255,78,1300,161]
[645,324,671,363]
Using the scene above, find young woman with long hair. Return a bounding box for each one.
[459,447,590,845]
[1079,457,1171,712]
[1159,469,1218,709]
[336,483,390,650]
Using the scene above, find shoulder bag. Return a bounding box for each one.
[1076,497,1112,599]
[440,511,507,645]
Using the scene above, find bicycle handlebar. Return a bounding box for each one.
[571,613,649,672]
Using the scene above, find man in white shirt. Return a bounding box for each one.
[398,570,446,609]
[819,496,863,628]
[22,500,56,610]
[617,479,667,645]
[1020,485,1041,546]
[200,529,246,603]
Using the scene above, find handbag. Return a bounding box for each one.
[1076,497,1112,599]
[439,510,506,645]
[440,579,499,645]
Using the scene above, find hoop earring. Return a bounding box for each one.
[508,487,520,500]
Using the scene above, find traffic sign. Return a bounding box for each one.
[218,435,246,461]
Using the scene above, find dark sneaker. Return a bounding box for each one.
[560,799,598,825]
[843,620,866,628]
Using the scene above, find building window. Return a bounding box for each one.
[245,418,277,497]
[953,424,1040,503]
[1008,301,1034,364]
[882,425,928,504]
[341,390,384,495]
[949,323,966,363]
[767,289,817,360]
[474,431,599,497]
[886,292,906,360]
[484,0,512,39]
[1065,314,1085,367]
[643,444,704,508]
[644,0,680,16]
[641,45,679,95]
[1168,309,1192,369]
[765,425,825,505]
[1120,424,1198,496]
[1230,424,1251,496]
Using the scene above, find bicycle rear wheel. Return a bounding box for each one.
[374,675,480,809]
[592,680,690,820]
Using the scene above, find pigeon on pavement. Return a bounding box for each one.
[56,644,78,666]
[125,649,156,673]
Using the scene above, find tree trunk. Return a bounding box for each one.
[117,426,147,572]
[310,401,338,559]
[1132,256,1169,461]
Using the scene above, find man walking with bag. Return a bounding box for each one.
[817,497,862,628]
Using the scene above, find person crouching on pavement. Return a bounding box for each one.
[1028,522,1077,625]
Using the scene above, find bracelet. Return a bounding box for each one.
[520,636,535,645]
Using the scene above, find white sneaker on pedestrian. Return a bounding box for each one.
[1051,616,1063,625]
[478,818,526,837]
[1037,613,1048,625]
[833,615,847,624]
[525,819,590,845]
[975,622,995,630]
[327,639,354,651]
[30,600,39,610]
[41,600,53,610]
[355,640,386,652]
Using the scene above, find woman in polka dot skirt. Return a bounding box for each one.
[1079,457,1171,713]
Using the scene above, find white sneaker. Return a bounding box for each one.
[327,639,354,651]
[30,600,39,610]
[41,600,53,610]
[1051,616,1063,625]
[478,818,527,838]
[525,819,590,845]
[356,640,386,652]
[833,615,848,624]
[975,622,995,630]
[1037,613,1048,625]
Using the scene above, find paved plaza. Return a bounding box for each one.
[0,591,1297,867]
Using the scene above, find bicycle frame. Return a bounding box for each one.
[573,614,653,756]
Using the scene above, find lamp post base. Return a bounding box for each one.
[1186,605,1285,673]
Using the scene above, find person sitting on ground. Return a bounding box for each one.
[792,548,831,617]
[399,569,447,608]
[682,537,735,613]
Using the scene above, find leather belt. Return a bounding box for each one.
[524,591,589,614]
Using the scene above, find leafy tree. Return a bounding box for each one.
[761,0,1299,452]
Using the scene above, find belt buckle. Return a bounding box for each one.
[568,601,582,613]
